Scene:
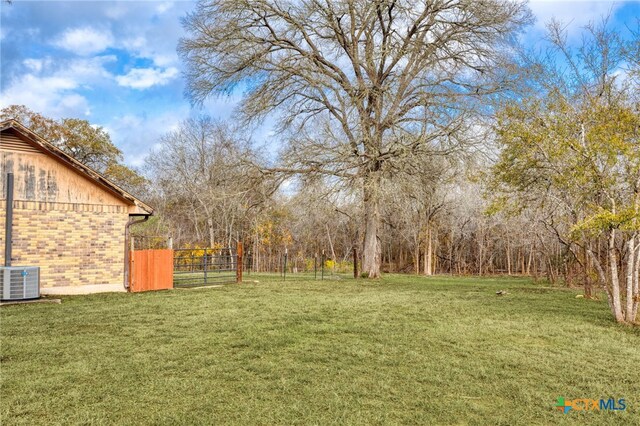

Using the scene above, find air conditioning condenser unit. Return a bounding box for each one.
[0,266,40,301]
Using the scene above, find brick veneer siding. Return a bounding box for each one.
[0,202,129,288]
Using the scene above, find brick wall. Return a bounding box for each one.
[0,202,129,288]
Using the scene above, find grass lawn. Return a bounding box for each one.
[1,275,639,425]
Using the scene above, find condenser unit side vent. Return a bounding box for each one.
[0,267,40,301]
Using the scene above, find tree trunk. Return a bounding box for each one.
[326,224,336,266]
[424,225,433,276]
[448,241,453,275]
[414,240,420,275]
[546,255,556,284]
[254,234,259,272]
[583,245,593,298]
[608,229,625,323]
[478,236,484,276]
[587,245,614,313]
[432,228,438,273]
[625,235,634,322]
[362,174,382,278]
[632,239,639,322]
[624,234,638,323]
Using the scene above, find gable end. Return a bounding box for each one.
[0,131,42,154]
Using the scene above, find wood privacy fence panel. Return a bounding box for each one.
[130,249,174,292]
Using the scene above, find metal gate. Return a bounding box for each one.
[173,247,239,287]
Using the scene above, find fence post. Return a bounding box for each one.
[236,242,243,283]
[353,247,358,279]
[204,249,208,285]
[321,250,325,280]
[283,248,288,281]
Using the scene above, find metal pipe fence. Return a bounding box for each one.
[173,248,237,287]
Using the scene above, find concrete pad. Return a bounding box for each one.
[40,283,127,295]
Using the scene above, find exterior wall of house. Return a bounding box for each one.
[0,203,129,288]
[1,129,132,289]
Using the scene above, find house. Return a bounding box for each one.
[0,119,152,294]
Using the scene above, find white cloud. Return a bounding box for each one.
[156,2,175,15]
[104,4,128,20]
[54,26,114,56]
[59,94,92,116]
[148,53,177,68]
[0,56,115,119]
[116,67,179,90]
[120,36,179,67]
[121,36,146,51]
[1,1,194,166]
[1,74,90,117]
[107,108,189,167]
[529,1,621,35]
[23,58,47,73]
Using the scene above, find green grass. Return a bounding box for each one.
[1,275,639,425]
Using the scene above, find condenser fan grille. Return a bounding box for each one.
[0,267,40,301]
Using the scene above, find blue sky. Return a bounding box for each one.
[1,1,638,167]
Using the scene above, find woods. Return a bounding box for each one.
[178,0,532,277]
[490,19,640,323]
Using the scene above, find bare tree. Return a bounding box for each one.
[145,117,272,248]
[179,0,532,277]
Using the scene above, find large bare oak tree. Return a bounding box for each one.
[179,0,531,277]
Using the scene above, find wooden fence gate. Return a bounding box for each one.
[129,249,174,292]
